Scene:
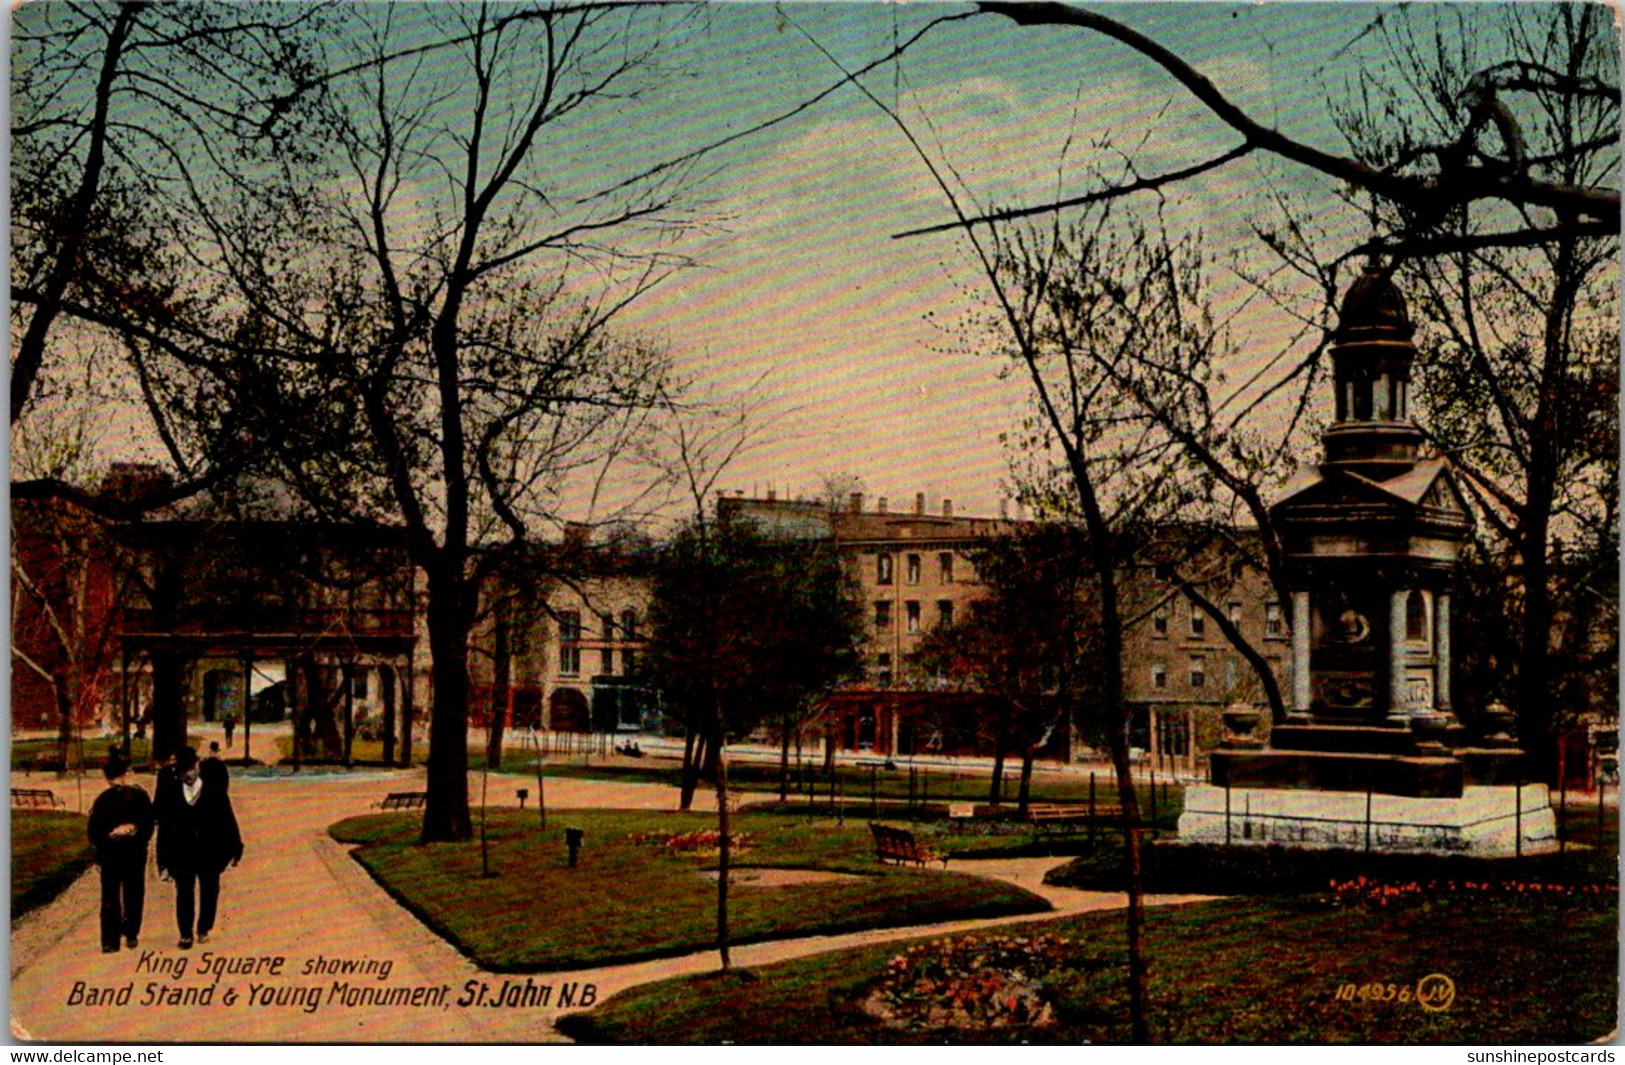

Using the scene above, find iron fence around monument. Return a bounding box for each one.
[1201,779,1600,856]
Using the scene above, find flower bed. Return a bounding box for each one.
[625,829,750,852]
[1328,874,1617,909]
[862,934,1073,1031]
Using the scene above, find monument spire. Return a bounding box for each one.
[1322,264,1425,475]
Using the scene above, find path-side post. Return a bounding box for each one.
[1365,786,1373,854]
[1088,771,1097,845]
[1560,771,1568,853]
[1150,766,1159,840]
[1515,777,1523,858]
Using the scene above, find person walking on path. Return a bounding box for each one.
[87,750,154,953]
[222,712,237,749]
[155,745,243,949]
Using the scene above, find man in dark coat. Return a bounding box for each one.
[155,745,243,949]
[87,751,154,953]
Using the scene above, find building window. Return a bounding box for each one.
[1265,602,1284,638]
[1153,609,1169,637]
[939,553,954,583]
[601,648,615,676]
[1189,608,1205,638]
[937,600,954,628]
[622,649,637,677]
[560,645,581,676]
[1152,663,1167,690]
[906,601,921,634]
[877,653,892,687]
[876,553,893,585]
[874,601,891,630]
[1227,601,1243,629]
[906,554,921,584]
[600,612,615,640]
[1190,656,1206,688]
[620,609,638,640]
[559,611,581,642]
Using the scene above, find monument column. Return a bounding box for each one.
[1434,592,1452,713]
[1388,588,1409,718]
[1290,590,1311,714]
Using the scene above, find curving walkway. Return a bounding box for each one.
[10,768,1207,1044]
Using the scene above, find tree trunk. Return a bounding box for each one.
[150,650,186,763]
[342,662,355,767]
[988,714,1009,805]
[12,4,139,424]
[302,661,343,760]
[1017,746,1036,814]
[54,670,74,771]
[778,719,792,803]
[487,603,511,771]
[1515,236,1579,785]
[714,732,732,971]
[380,664,397,767]
[1106,711,1149,1041]
[421,564,473,843]
[678,725,703,811]
[400,661,414,768]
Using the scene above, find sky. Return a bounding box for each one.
[591,2,1399,519]
[14,2,1553,527]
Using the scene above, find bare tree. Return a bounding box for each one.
[194,4,702,842]
[900,3,1619,249]
[10,2,327,425]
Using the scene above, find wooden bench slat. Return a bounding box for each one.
[11,788,65,809]
[1025,802,1126,832]
[376,792,428,810]
[868,822,947,868]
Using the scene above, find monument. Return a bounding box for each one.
[1177,266,1557,856]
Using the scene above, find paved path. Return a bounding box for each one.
[10,768,1207,1044]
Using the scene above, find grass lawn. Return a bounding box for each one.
[274,735,429,766]
[12,735,201,771]
[12,810,93,920]
[559,892,1618,1044]
[516,756,1168,811]
[330,808,1049,972]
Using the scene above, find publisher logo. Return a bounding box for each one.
[1416,973,1456,1012]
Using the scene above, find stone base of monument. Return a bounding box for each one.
[1176,783,1559,857]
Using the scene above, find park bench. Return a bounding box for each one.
[1027,802,1126,833]
[375,791,428,811]
[869,822,947,868]
[12,788,65,809]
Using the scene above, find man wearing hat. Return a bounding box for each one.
[154,745,243,949]
[87,751,154,953]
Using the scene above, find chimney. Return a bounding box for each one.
[914,492,925,516]
[942,498,953,518]
[766,487,776,502]
[878,497,888,514]
[849,492,863,514]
